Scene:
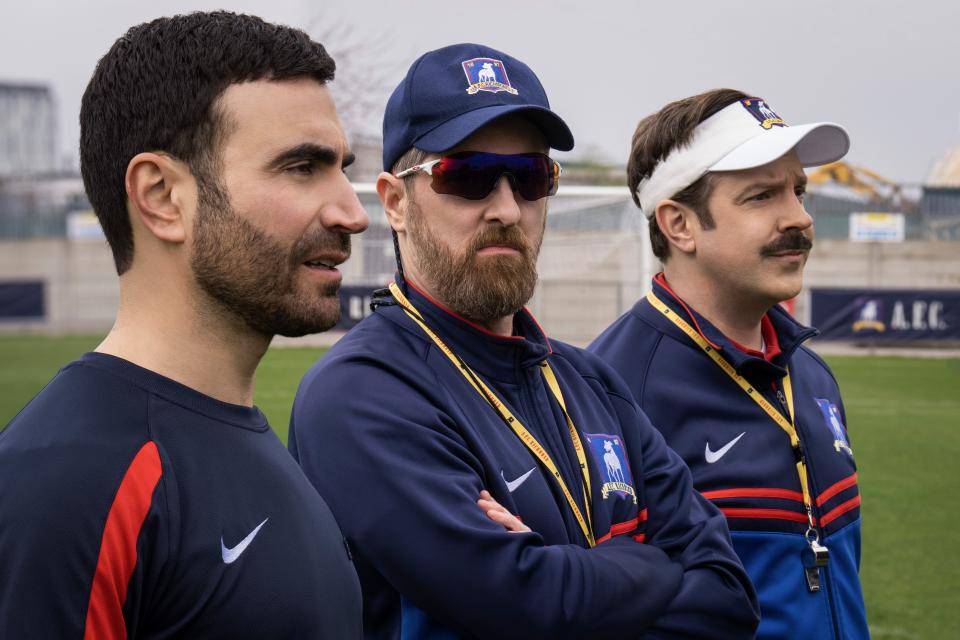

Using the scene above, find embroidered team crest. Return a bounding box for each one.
[462,58,518,95]
[741,98,787,129]
[815,398,854,455]
[583,433,637,504]
[852,298,886,333]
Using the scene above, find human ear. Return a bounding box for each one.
[125,152,193,244]
[377,171,408,233]
[655,200,697,255]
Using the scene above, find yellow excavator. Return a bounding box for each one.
[806,161,902,205]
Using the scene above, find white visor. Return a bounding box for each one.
[635,97,850,218]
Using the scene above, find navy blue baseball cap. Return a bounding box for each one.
[382,43,575,171]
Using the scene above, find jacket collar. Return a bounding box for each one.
[642,274,818,377]
[389,275,553,380]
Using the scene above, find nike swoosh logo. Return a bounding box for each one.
[705,432,746,464]
[221,517,269,564]
[502,468,537,493]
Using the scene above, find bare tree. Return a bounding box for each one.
[306,17,400,144]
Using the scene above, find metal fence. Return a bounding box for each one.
[803,185,960,240]
[3,175,960,242]
[2,180,959,343]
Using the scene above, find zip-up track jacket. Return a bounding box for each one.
[290,279,758,640]
[589,278,869,639]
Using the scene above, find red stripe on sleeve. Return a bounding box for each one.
[818,495,861,528]
[720,507,809,523]
[84,441,163,640]
[595,517,638,545]
[816,472,858,507]
[702,487,805,503]
[595,510,648,545]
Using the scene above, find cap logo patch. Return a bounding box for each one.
[462,58,518,95]
[741,98,787,129]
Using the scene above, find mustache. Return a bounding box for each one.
[760,232,813,256]
[468,226,531,255]
[292,228,351,263]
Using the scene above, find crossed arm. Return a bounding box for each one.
[477,489,530,533]
[291,356,758,638]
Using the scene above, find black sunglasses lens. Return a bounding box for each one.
[430,153,499,200]
[430,152,557,201]
[514,155,555,201]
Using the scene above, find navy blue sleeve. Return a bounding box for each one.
[291,357,686,639]
[617,396,760,638]
[0,432,168,639]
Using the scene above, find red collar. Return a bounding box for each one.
[654,273,781,362]
[729,314,782,362]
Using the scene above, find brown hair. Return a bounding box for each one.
[627,88,749,261]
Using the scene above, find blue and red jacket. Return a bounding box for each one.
[589,275,869,639]
[0,352,362,638]
[290,277,758,639]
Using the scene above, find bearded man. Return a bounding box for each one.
[0,12,367,638]
[289,43,758,640]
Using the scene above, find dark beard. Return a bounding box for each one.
[406,202,541,324]
[190,176,349,337]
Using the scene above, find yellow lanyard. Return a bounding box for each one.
[389,283,595,546]
[646,291,818,532]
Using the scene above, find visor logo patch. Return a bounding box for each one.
[462,58,518,95]
[741,98,787,129]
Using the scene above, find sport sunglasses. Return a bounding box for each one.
[394,151,562,201]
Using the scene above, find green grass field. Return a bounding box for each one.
[1,335,957,638]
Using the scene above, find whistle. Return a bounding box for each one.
[802,539,830,592]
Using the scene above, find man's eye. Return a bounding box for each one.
[749,191,771,202]
[795,187,806,202]
[286,162,314,175]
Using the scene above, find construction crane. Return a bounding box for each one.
[806,161,902,205]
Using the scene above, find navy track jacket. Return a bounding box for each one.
[0,353,362,639]
[290,278,759,639]
[589,277,869,639]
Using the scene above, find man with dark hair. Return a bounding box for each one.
[290,44,758,639]
[590,90,869,638]
[0,12,367,638]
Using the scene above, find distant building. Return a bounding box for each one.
[920,146,960,240]
[927,145,960,187]
[0,174,89,238]
[0,82,57,177]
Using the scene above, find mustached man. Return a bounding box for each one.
[590,90,869,639]
[289,45,759,639]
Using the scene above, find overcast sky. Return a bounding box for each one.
[2,0,958,183]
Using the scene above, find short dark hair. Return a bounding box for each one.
[627,88,748,261]
[80,11,336,274]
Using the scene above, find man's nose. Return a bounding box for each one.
[323,173,369,234]
[483,175,522,227]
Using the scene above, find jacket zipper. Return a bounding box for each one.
[771,378,843,640]
[522,365,591,548]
